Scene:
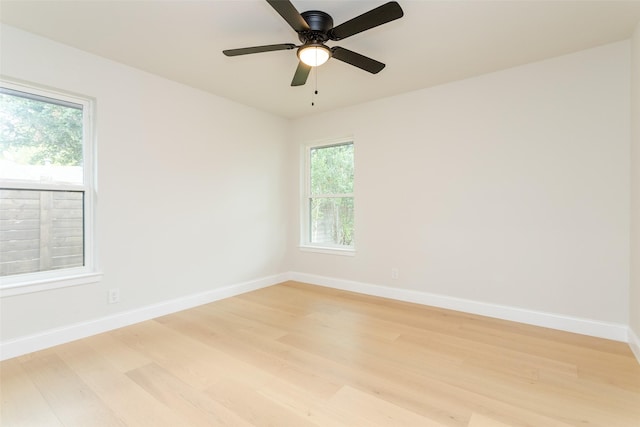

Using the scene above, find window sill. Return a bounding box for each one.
[298,245,356,256]
[0,272,103,298]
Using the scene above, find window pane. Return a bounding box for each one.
[0,189,84,276]
[310,197,354,246]
[310,143,353,195]
[0,90,83,184]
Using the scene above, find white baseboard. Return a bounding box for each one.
[0,273,287,361]
[3,271,634,362]
[629,328,640,365]
[289,272,629,343]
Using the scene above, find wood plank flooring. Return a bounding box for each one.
[2,281,639,426]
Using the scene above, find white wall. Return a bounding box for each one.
[0,25,290,341]
[0,23,635,354]
[630,21,640,351]
[289,41,631,325]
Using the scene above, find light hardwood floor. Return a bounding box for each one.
[1,281,639,426]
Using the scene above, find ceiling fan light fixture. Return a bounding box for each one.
[297,44,331,67]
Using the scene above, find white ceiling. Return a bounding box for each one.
[2,1,640,119]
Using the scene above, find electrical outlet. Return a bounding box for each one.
[108,288,120,304]
[391,268,399,280]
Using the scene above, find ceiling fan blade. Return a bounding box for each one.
[329,1,403,41]
[266,0,310,32]
[291,62,312,86]
[223,43,296,56]
[331,47,385,74]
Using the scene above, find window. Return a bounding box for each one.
[301,139,354,253]
[0,81,98,296]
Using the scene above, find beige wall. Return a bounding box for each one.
[630,21,640,350]
[289,41,631,325]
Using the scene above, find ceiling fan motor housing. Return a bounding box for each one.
[299,10,333,43]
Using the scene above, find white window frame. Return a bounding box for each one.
[300,136,355,256]
[0,79,101,297]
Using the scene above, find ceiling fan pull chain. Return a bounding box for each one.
[312,67,319,106]
[311,67,318,106]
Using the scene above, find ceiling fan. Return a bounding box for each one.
[223,0,404,86]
